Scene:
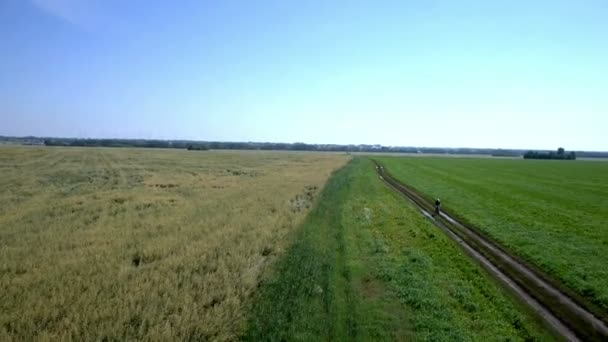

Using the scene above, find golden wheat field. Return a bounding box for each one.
[0,146,349,341]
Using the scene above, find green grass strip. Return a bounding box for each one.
[244,157,553,341]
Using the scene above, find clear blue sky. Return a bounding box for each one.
[1,0,606,150]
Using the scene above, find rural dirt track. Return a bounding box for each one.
[373,160,608,342]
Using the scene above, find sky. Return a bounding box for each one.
[1,0,607,150]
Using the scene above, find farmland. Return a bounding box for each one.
[378,156,608,314]
[3,146,601,340]
[245,157,551,340]
[0,146,348,340]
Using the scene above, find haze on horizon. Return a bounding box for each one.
[1,0,606,151]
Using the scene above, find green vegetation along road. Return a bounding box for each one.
[245,157,553,341]
[377,156,608,315]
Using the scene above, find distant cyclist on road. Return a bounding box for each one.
[434,199,441,216]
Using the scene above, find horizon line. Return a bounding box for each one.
[2,135,606,153]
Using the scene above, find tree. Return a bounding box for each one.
[524,148,575,160]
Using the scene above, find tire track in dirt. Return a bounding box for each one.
[373,160,608,341]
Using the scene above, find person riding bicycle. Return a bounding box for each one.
[434,199,441,216]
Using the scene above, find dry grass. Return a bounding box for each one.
[0,146,348,341]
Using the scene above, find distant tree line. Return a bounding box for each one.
[524,147,576,160]
[39,138,528,154]
[186,144,209,151]
[1,136,605,157]
[43,138,177,148]
[37,138,529,154]
[40,138,424,153]
[491,150,521,157]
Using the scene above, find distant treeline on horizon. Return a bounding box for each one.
[2,136,607,158]
[523,148,577,160]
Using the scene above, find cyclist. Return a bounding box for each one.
[434,199,441,216]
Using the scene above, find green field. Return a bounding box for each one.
[245,157,551,340]
[378,156,608,313]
